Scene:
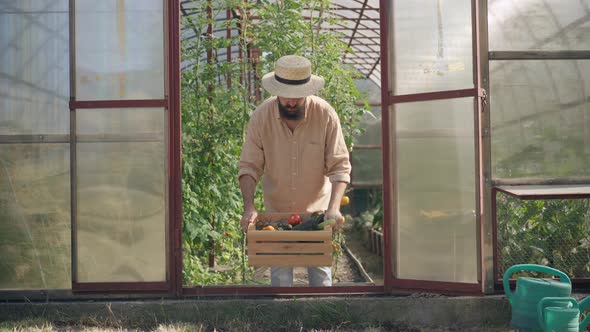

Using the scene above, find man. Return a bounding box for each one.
[238,55,351,287]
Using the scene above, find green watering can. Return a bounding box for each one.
[537,297,590,332]
[503,264,572,332]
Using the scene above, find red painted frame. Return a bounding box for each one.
[168,0,183,298]
[71,0,181,293]
[380,0,485,295]
[378,0,394,293]
[70,99,167,109]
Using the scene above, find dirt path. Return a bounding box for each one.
[342,227,384,284]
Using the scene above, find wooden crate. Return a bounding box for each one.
[247,212,332,267]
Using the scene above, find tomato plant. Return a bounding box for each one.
[181,0,368,287]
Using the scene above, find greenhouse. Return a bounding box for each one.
[1,0,589,308]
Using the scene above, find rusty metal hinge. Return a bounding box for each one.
[479,88,487,112]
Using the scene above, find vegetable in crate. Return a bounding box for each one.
[274,220,292,230]
[288,213,302,225]
[293,213,325,230]
[255,220,268,230]
[316,218,336,229]
[255,218,293,230]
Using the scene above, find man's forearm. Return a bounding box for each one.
[327,181,347,211]
[239,175,257,211]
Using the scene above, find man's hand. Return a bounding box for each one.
[241,209,258,233]
[324,209,344,231]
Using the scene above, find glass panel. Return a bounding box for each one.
[391,0,473,95]
[351,149,382,185]
[0,1,69,135]
[76,108,166,283]
[75,0,164,100]
[395,98,477,282]
[490,60,590,179]
[0,144,70,289]
[76,108,165,136]
[488,0,590,51]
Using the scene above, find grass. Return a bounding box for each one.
[0,321,207,332]
[0,298,514,332]
[0,320,515,332]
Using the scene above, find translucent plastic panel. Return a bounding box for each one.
[351,149,382,185]
[0,1,69,135]
[0,144,71,289]
[354,107,381,146]
[490,60,590,179]
[76,108,165,136]
[75,0,164,100]
[75,108,166,282]
[391,0,473,95]
[395,98,477,282]
[488,0,590,51]
[76,142,166,282]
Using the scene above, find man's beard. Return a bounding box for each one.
[278,99,305,120]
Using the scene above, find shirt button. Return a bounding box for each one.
[292,141,296,144]
[292,172,296,175]
[291,187,296,191]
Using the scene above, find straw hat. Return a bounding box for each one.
[261,55,325,98]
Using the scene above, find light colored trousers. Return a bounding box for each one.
[271,266,332,287]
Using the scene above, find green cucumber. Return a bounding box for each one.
[315,218,336,230]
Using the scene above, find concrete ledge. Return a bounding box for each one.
[0,295,512,330]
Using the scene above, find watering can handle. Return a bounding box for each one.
[579,296,590,332]
[537,297,578,330]
[502,264,572,304]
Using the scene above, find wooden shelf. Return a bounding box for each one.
[495,185,590,200]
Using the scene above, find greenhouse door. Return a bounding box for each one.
[381,0,485,293]
[70,0,180,292]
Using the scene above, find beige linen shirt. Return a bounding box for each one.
[239,95,351,213]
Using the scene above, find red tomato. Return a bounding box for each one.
[225,231,231,237]
[288,213,302,225]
